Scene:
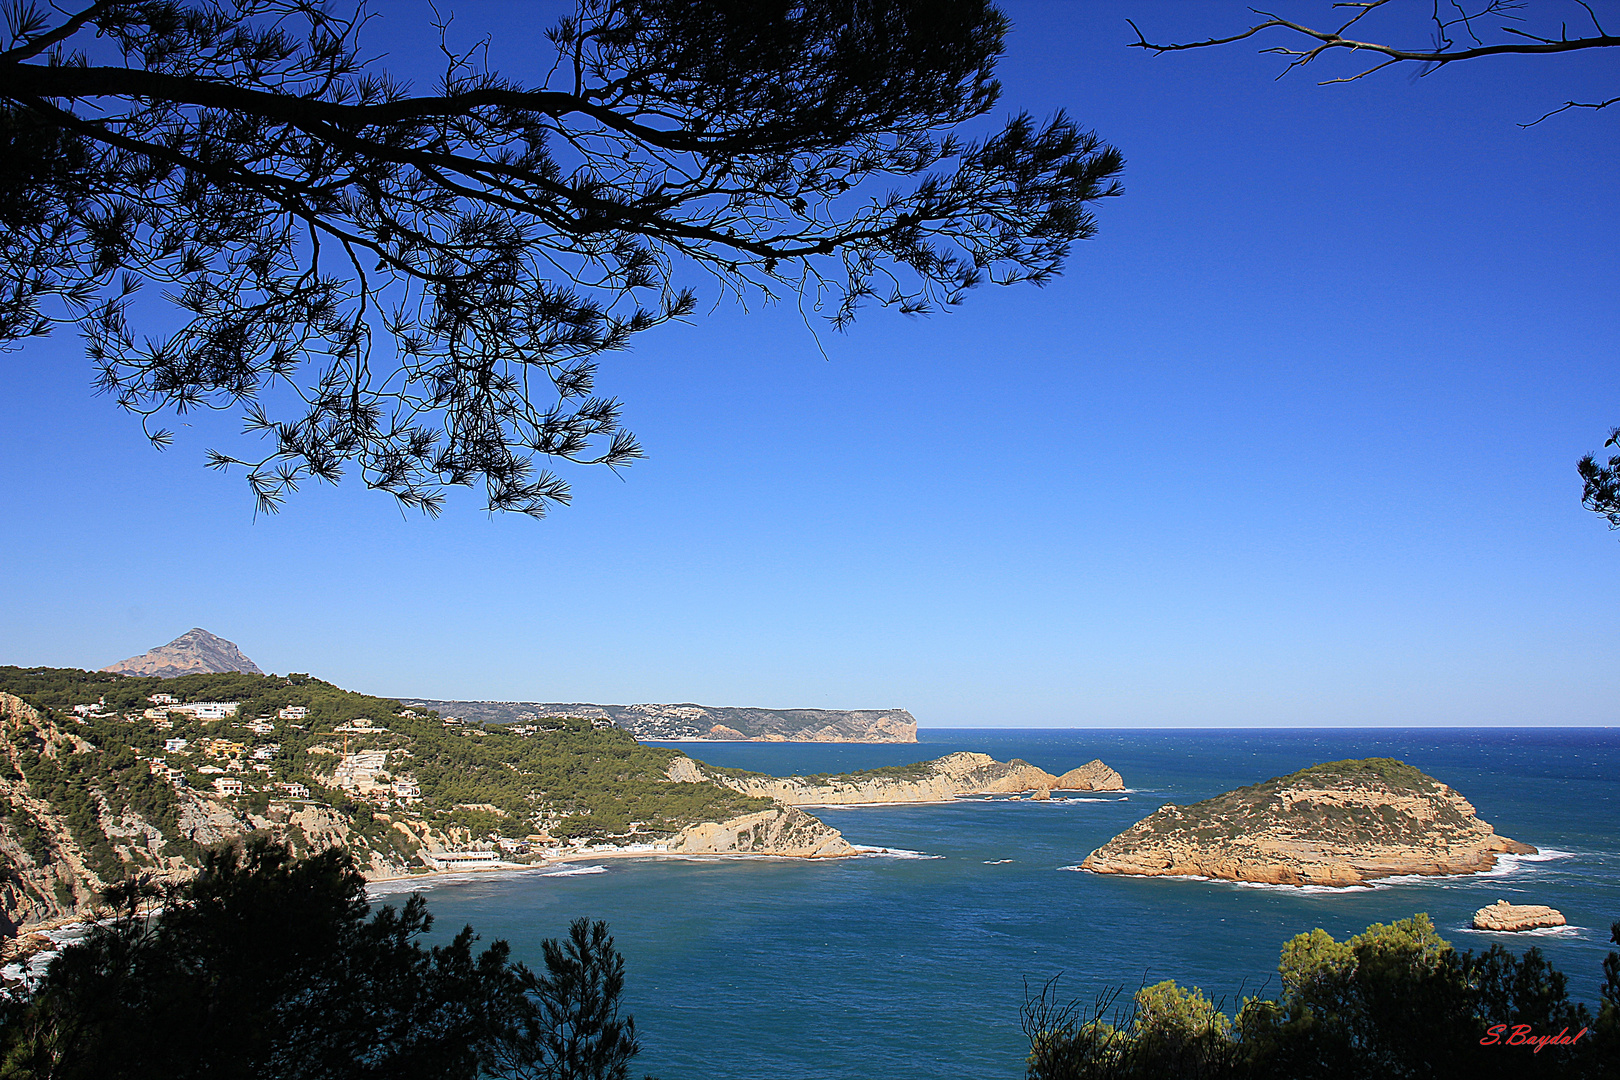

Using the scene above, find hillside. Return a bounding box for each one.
[1080,757,1535,887]
[673,751,1124,805]
[101,628,264,678]
[398,699,918,742]
[0,666,851,938]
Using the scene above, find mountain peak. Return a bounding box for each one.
[102,628,264,679]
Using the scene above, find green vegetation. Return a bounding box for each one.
[0,666,772,871]
[798,761,941,784]
[1025,914,1620,1079]
[0,839,647,1079]
[1130,758,1468,849]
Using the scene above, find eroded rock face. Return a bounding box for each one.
[666,807,855,858]
[1055,760,1125,791]
[101,628,264,678]
[682,751,1124,806]
[1080,758,1535,887]
[1473,900,1565,932]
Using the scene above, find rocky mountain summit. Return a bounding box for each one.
[1081,757,1534,887]
[102,628,263,679]
[400,698,918,742]
[669,751,1124,806]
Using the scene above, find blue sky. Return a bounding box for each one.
[2,2,1615,726]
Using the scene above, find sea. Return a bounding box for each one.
[382,728,1620,1080]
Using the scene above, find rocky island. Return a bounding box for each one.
[669,751,1124,806]
[1472,900,1566,932]
[1081,758,1534,887]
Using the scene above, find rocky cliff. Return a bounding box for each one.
[1081,758,1534,887]
[102,628,264,679]
[666,807,855,858]
[399,699,919,742]
[669,751,1124,806]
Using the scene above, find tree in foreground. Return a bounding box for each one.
[0,0,1123,517]
[1023,913,1620,1080]
[0,837,646,1079]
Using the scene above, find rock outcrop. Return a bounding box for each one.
[666,807,855,858]
[1055,760,1126,791]
[1081,758,1535,887]
[1472,900,1566,932]
[677,751,1124,806]
[397,699,919,742]
[102,628,263,678]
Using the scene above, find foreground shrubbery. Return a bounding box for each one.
[1025,914,1620,1080]
[0,838,647,1080]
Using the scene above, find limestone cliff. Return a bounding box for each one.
[1081,758,1534,887]
[665,807,855,858]
[102,628,263,678]
[670,751,1124,807]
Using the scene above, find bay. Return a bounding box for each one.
[397,728,1620,1080]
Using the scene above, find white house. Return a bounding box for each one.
[392,779,421,800]
[149,693,177,706]
[245,719,275,735]
[422,850,501,870]
[191,702,239,720]
[277,781,311,799]
[164,738,189,753]
[278,706,308,720]
[251,744,280,760]
[213,777,244,797]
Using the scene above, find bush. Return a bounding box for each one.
[1024,914,1619,1080]
[0,838,651,1080]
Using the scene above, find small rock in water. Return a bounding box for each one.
[1472,899,1566,932]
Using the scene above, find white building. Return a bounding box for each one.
[213,777,244,797]
[392,779,421,800]
[251,744,280,760]
[422,850,501,870]
[277,781,311,799]
[278,706,308,720]
[164,738,189,753]
[191,702,239,720]
[149,693,177,706]
[246,720,275,735]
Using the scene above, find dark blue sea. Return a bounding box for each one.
[381,729,1620,1080]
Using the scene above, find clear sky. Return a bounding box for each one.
[1,2,1615,726]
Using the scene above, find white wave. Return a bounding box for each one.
[539,864,608,877]
[852,845,944,860]
[1457,924,1588,940]
[1056,866,1371,894]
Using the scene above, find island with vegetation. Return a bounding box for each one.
[674,751,1124,805]
[1080,758,1534,887]
[0,665,854,940]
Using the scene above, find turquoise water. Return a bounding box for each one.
[388,729,1620,1080]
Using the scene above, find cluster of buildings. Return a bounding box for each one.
[331,749,421,803]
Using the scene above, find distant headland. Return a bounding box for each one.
[397,699,919,743]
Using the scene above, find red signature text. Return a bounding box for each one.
[1480,1024,1590,1053]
